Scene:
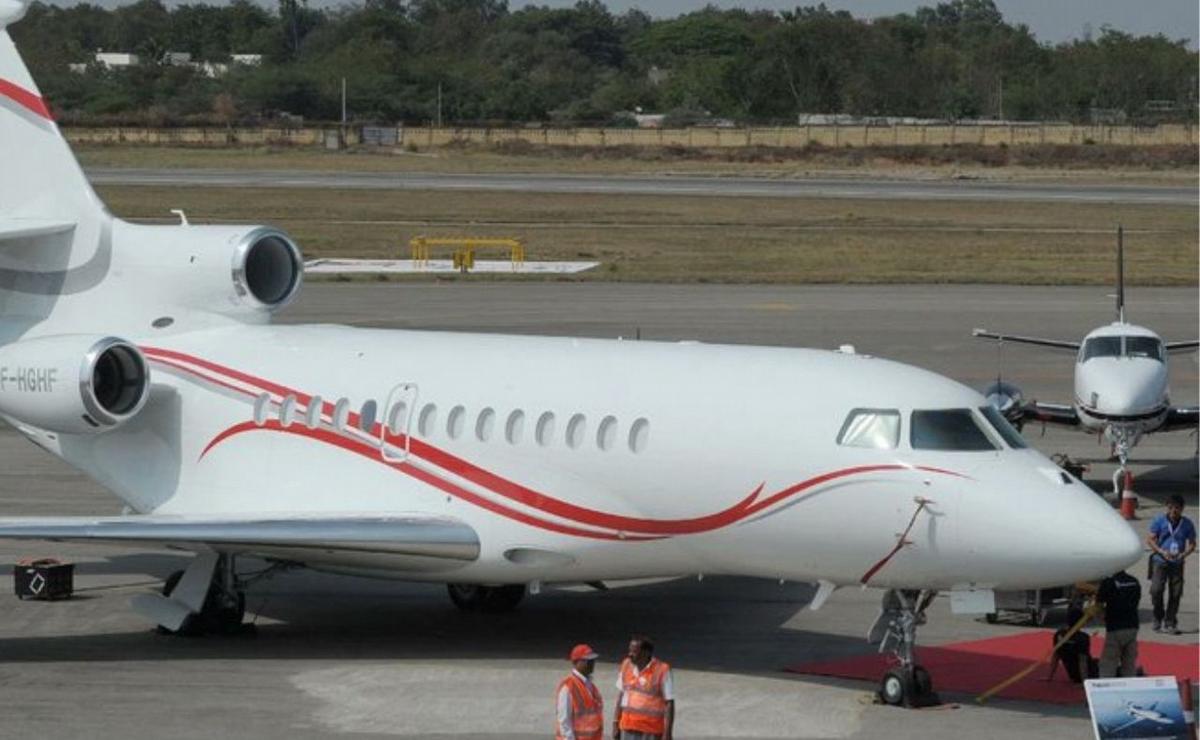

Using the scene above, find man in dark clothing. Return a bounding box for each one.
[1096,570,1142,678]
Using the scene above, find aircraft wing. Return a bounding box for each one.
[1107,717,1143,734]
[1018,401,1081,427]
[0,514,480,573]
[1166,340,1199,352]
[972,328,1080,351]
[1162,406,1199,433]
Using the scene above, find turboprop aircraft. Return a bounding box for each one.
[0,2,1141,707]
[973,228,1199,491]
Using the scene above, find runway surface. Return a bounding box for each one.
[83,168,1198,205]
[0,284,1196,739]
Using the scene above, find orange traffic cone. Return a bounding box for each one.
[1119,470,1137,520]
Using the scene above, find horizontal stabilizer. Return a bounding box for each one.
[0,218,75,242]
[972,328,1080,351]
[0,514,481,571]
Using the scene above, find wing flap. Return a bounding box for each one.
[0,514,480,572]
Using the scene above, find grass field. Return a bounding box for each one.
[96,183,1198,285]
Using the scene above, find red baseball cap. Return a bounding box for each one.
[569,644,598,661]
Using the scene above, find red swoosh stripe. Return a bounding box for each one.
[0,79,52,120]
[144,348,969,540]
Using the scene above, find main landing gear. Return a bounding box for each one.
[870,589,941,708]
[147,553,294,637]
[446,583,526,613]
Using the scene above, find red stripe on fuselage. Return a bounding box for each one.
[146,347,970,539]
[0,79,52,120]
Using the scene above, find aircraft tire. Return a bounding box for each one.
[879,668,911,706]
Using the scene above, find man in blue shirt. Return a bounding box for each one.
[1145,495,1196,634]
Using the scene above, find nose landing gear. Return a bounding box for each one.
[869,589,941,708]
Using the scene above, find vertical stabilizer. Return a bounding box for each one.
[1116,225,1125,323]
[0,4,105,224]
[0,2,111,331]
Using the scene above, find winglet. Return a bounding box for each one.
[0,0,27,28]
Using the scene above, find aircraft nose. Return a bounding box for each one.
[1069,500,1144,577]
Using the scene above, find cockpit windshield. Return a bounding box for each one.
[910,409,998,451]
[1081,336,1164,362]
[1125,337,1164,361]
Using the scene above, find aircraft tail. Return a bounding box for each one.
[0,2,111,336]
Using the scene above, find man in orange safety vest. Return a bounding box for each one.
[556,643,604,740]
[612,635,674,740]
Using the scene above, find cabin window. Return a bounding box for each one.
[505,410,525,444]
[596,416,617,451]
[305,396,323,429]
[565,414,586,449]
[358,400,378,433]
[910,409,997,451]
[332,398,350,430]
[978,406,1028,449]
[629,418,650,453]
[535,412,556,447]
[836,408,900,449]
[447,405,466,439]
[418,403,437,437]
[253,393,272,426]
[386,401,408,436]
[476,407,496,441]
[279,395,298,428]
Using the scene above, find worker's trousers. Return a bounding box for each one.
[1099,628,1139,678]
[1149,560,1184,627]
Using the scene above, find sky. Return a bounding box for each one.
[66,0,1200,49]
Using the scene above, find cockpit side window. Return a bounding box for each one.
[978,406,1028,449]
[1082,337,1121,361]
[837,409,900,449]
[1125,336,1164,361]
[910,409,998,451]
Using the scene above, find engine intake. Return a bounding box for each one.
[232,228,304,310]
[0,335,150,434]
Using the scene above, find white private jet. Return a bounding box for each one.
[0,2,1141,707]
[973,229,1199,490]
[1103,701,1177,734]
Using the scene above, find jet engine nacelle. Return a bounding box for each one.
[119,223,304,315]
[983,380,1025,425]
[0,335,150,434]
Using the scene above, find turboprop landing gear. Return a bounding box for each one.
[870,589,940,708]
[447,583,526,613]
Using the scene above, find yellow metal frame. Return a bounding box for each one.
[410,236,526,272]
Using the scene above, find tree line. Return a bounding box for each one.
[11,0,1198,127]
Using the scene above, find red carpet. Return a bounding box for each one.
[786,632,1200,704]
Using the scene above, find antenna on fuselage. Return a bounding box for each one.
[1116,225,1125,324]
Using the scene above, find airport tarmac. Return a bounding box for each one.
[83,168,1198,205]
[0,283,1196,739]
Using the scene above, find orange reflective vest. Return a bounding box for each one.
[617,658,670,735]
[556,673,603,740]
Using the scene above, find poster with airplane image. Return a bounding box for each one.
[1085,676,1189,740]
